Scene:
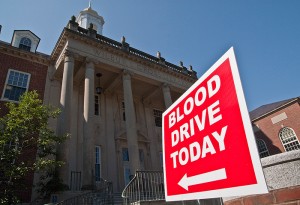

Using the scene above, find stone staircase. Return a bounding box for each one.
[112,192,123,205]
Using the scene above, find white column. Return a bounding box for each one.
[122,70,140,175]
[105,93,118,191]
[162,83,173,108]
[57,51,74,185]
[144,104,160,170]
[82,60,95,188]
[69,85,79,179]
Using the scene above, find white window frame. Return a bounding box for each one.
[279,127,300,152]
[1,69,31,102]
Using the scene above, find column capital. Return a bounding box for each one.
[143,100,152,107]
[123,69,134,80]
[64,49,75,58]
[85,57,96,66]
[85,60,95,71]
[162,83,170,89]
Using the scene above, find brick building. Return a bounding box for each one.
[250,97,300,157]
[0,30,49,202]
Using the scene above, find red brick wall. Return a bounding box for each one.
[253,102,300,155]
[0,52,48,116]
[0,51,49,202]
[224,185,300,205]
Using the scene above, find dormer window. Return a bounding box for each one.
[19,37,32,51]
[11,30,40,53]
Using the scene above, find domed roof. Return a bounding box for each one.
[76,2,105,34]
[81,2,99,17]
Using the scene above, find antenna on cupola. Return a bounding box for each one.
[77,0,105,35]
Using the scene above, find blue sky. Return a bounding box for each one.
[1,0,299,111]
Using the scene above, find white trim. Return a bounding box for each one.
[279,127,300,152]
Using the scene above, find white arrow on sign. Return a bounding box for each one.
[178,168,227,191]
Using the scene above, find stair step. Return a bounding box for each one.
[113,192,123,204]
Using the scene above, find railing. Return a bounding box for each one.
[96,34,122,49]
[66,20,198,79]
[122,171,165,204]
[56,178,113,205]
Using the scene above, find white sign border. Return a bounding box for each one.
[162,47,268,201]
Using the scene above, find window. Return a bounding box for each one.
[95,146,101,181]
[122,148,131,185]
[2,69,30,102]
[95,95,100,115]
[124,166,131,186]
[279,127,300,151]
[153,109,163,127]
[122,102,126,121]
[256,139,269,158]
[122,148,129,161]
[139,149,145,170]
[19,37,31,51]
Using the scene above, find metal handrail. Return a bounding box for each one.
[121,171,165,204]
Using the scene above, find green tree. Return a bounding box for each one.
[0,91,68,204]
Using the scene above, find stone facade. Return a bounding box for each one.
[44,18,197,195]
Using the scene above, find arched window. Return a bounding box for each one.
[279,127,300,151]
[19,37,31,51]
[256,139,269,158]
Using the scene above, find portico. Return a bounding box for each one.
[44,5,197,194]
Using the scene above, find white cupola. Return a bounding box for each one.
[76,2,105,35]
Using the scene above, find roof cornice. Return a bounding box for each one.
[0,42,50,66]
[51,26,197,83]
[251,98,299,122]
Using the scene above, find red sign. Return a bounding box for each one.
[162,48,268,201]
